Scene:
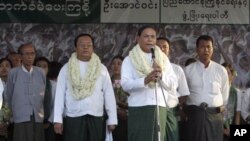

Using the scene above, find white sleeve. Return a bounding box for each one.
[121,57,147,93]
[53,65,67,123]
[48,80,57,123]
[103,67,117,125]
[158,58,178,93]
[175,66,190,97]
[236,88,242,112]
[241,89,250,120]
[221,68,230,105]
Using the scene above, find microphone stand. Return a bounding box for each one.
[154,80,161,141]
[151,47,168,141]
[154,72,169,141]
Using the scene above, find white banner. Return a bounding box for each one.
[161,0,249,24]
[101,0,249,24]
[101,0,160,23]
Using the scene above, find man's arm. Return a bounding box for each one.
[241,89,250,122]
[53,65,67,134]
[158,58,178,92]
[221,67,230,105]
[121,57,147,93]
[103,67,117,129]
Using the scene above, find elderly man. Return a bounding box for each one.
[5,43,46,141]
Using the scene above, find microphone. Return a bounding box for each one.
[150,46,155,59]
[150,46,160,82]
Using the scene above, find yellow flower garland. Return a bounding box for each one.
[68,52,101,100]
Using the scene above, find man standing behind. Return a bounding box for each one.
[7,52,22,67]
[156,37,190,141]
[121,26,177,141]
[53,34,117,141]
[5,43,46,141]
[184,35,229,141]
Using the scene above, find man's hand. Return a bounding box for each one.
[54,123,63,135]
[223,128,230,137]
[144,62,162,85]
[107,125,116,132]
[0,123,8,137]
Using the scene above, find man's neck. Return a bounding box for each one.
[23,65,32,72]
[200,59,210,68]
[112,74,121,80]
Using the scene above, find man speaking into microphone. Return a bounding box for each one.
[121,25,178,141]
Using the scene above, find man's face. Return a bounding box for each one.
[75,36,93,61]
[8,54,21,67]
[21,45,36,67]
[0,60,12,77]
[137,28,157,53]
[196,40,213,63]
[156,39,170,56]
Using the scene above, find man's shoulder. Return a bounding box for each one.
[171,63,184,73]
[33,66,44,72]
[210,61,227,73]
[9,66,22,74]
[171,63,182,70]
[100,63,108,71]
[184,61,197,70]
[122,56,132,65]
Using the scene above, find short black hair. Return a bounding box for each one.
[47,61,63,80]
[18,43,35,55]
[196,35,214,48]
[0,58,13,68]
[34,57,50,66]
[111,55,124,62]
[6,51,19,58]
[185,58,196,66]
[74,33,94,48]
[137,25,156,36]
[157,37,170,45]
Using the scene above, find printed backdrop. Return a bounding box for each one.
[0,0,249,89]
[0,23,250,89]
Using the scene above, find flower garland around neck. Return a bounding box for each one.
[68,52,101,100]
[129,44,166,88]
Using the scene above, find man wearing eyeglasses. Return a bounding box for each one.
[53,34,117,141]
[5,43,46,141]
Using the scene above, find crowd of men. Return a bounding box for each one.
[0,25,250,141]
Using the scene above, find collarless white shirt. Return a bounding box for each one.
[184,60,229,107]
[121,52,178,107]
[167,63,190,108]
[53,61,117,125]
[22,65,33,73]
